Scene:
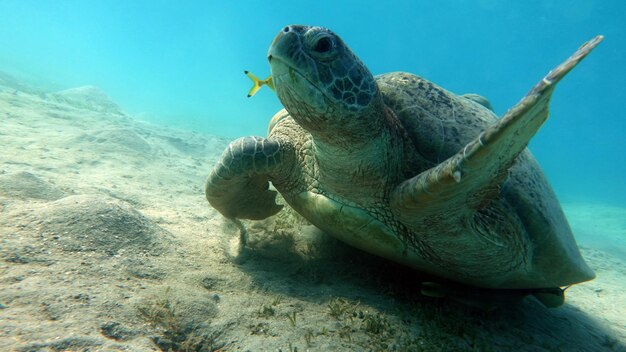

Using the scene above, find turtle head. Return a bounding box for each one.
[268,25,380,139]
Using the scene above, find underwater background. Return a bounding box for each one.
[0,1,623,211]
[1,2,626,350]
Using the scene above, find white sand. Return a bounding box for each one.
[0,76,624,351]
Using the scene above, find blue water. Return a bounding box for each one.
[0,0,624,206]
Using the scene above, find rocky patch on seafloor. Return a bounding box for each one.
[0,72,624,351]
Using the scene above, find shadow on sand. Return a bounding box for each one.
[233,225,624,351]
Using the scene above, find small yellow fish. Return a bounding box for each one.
[244,70,274,97]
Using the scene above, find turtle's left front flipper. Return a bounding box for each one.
[206,136,287,220]
[391,36,603,220]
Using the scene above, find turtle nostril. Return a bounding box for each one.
[283,26,290,33]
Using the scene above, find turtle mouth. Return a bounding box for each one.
[269,56,333,114]
[269,56,322,94]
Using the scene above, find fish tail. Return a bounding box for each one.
[245,70,264,97]
[245,71,274,97]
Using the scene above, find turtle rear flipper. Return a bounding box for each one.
[206,136,286,220]
[421,281,565,309]
[391,36,603,221]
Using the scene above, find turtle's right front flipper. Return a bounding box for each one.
[391,36,603,222]
[206,136,286,220]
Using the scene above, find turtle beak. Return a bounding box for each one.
[268,25,309,64]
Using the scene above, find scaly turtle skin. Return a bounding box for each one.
[206,25,601,303]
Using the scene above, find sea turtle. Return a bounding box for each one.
[206,25,602,306]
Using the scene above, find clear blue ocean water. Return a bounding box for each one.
[0,0,624,207]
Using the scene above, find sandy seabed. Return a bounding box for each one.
[0,75,624,351]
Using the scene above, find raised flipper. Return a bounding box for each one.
[206,136,286,220]
[391,36,603,220]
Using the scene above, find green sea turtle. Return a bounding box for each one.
[206,25,602,306]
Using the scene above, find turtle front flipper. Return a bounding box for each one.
[206,136,287,220]
[391,36,603,221]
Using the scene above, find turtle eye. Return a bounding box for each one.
[314,37,333,53]
[305,29,338,60]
